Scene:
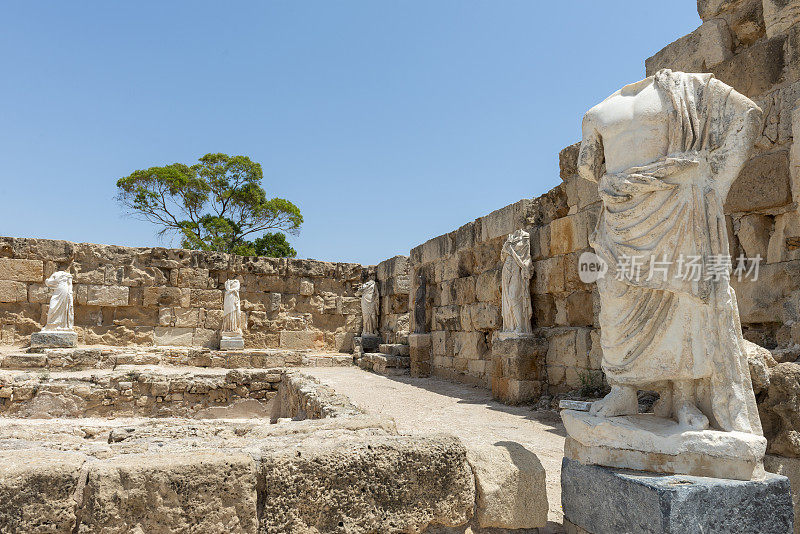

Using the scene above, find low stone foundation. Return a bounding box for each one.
[0,359,548,532]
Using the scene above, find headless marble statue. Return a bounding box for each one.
[360,280,379,337]
[500,229,533,335]
[43,271,74,332]
[578,69,763,436]
[222,279,242,335]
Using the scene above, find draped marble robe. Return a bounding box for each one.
[43,271,74,331]
[360,280,379,336]
[222,279,242,334]
[579,70,763,435]
[501,229,533,335]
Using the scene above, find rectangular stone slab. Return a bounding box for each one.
[562,409,766,480]
[561,457,793,534]
[219,335,244,350]
[30,331,77,348]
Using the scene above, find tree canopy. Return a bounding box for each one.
[116,153,302,257]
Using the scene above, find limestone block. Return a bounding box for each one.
[31,331,77,348]
[257,434,474,533]
[80,452,258,533]
[0,450,86,533]
[562,457,793,534]
[738,213,773,259]
[279,330,323,349]
[765,454,800,534]
[478,199,536,242]
[193,328,219,348]
[142,286,190,308]
[153,326,194,346]
[0,258,42,282]
[732,261,799,323]
[563,173,601,211]
[465,441,548,530]
[714,34,786,98]
[449,276,476,305]
[27,283,51,303]
[190,288,222,308]
[454,331,487,361]
[475,269,501,303]
[334,331,354,353]
[769,211,800,263]
[176,267,211,288]
[462,302,501,331]
[85,285,129,306]
[761,362,800,457]
[550,213,590,256]
[533,256,565,294]
[725,149,792,213]
[698,0,738,20]
[491,377,542,404]
[546,329,585,369]
[299,279,313,296]
[645,19,733,76]
[764,0,800,38]
[421,234,453,265]
[565,291,593,327]
[432,330,448,356]
[0,280,27,303]
[472,238,503,273]
[433,306,461,331]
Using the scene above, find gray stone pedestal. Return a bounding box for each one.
[30,330,77,349]
[219,335,244,350]
[561,457,793,534]
[359,335,380,352]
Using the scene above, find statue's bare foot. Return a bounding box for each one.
[589,386,638,417]
[676,402,709,430]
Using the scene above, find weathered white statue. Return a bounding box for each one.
[43,271,74,332]
[500,229,533,335]
[222,279,242,334]
[561,70,766,479]
[360,280,379,337]
[219,279,244,350]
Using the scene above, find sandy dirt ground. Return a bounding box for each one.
[304,367,567,528]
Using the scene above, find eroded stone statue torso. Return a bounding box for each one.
[584,78,669,174]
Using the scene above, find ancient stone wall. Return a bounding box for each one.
[407,1,800,394]
[646,0,800,352]
[408,192,578,389]
[375,255,410,343]
[0,237,366,351]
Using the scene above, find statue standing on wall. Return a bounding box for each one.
[360,280,379,337]
[43,271,74,332]
[413,270,427,334]
[222,279,242,334]
[220,279,245,350]
[577,69,762,435]
[31,270,77,348]
[500,229,533,335]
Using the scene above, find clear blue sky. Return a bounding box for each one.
[0,2,700,265]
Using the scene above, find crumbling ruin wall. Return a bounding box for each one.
[407,191,582,389]
[645,0,800,352]
[0,237,366,351]
[375,255,410,343]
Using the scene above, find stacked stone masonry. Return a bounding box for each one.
[0,237,368,352]
[0,0,799,430]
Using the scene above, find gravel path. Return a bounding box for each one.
[304,367,567,527]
